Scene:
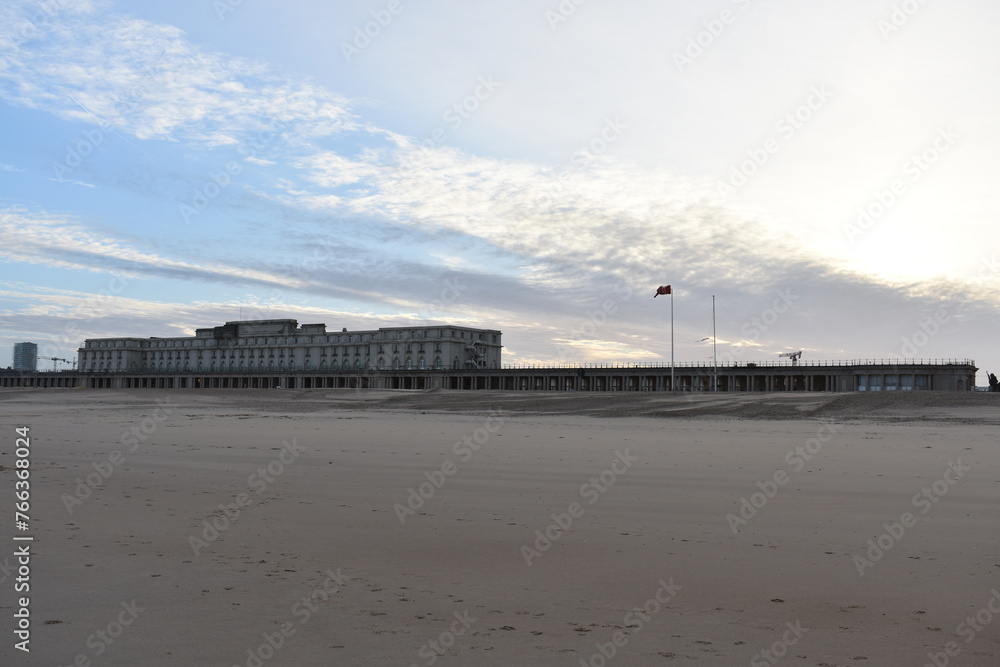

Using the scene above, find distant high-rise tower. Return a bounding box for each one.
[13,342,38,371]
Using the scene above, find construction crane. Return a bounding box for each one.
[778,351,803,365]
[40,356,72,371]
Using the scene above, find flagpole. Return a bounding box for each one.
[712,294,717,392]
[670,289,675,392]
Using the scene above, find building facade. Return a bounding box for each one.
[13,342,37,371]
[76,320,503,375]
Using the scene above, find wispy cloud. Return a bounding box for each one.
[0,2,359,146]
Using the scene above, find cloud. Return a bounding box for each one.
[47,177,93,187]
[0,2,359,146]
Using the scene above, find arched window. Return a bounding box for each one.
[393,358,400,370]
[418,357,425,370]
[406,358,413,370]
[434,356,442,369]
[378,358,385,370]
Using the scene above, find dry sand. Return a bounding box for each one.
[0,388,998,666]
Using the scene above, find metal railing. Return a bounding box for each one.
[73,358,975,374]
[499,358,976,371]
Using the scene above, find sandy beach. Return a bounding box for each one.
[1,388,998,666]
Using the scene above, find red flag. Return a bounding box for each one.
[653,285,671,298]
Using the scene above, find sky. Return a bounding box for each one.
[0,0,997,383]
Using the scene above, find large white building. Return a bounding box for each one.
[77,319,502,374]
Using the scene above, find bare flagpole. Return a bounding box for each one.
[712,294,718,392]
